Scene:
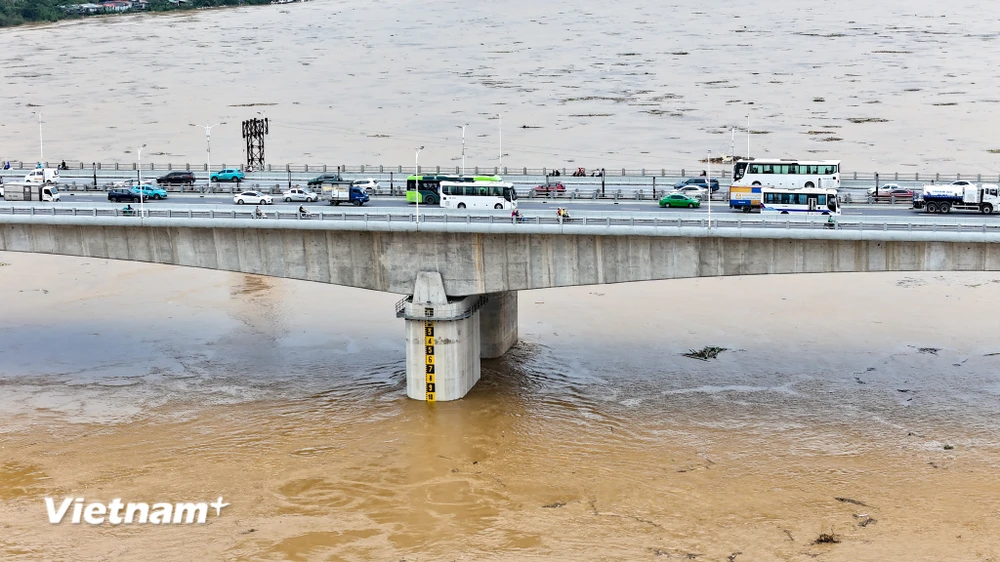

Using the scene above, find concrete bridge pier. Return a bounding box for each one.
[398,273,518,402]
[479,290,518,358]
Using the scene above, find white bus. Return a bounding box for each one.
[732,159,841,189]
[760,186,841,215]
[439,180,518,210]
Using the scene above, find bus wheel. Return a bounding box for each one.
[752,181,761,186]
[926,202,938,213]
[780,211,789,215]
[426,195,438,204]
[982,204,993,214]
[494,203,503,210]
[457,203,467,209]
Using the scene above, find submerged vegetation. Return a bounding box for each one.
[0,0,271,28]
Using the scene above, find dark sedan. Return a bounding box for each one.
[307,173,344,186]
[156,171,196,186]
[674,177,721,192]
[107,188,144,202]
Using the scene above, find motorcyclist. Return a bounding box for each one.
[122,204,133,215]
[826,214,837,229]
[299,205,307,216]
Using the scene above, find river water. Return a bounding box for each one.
[2,0,1000,559]
[1,252,999,560]
[1,0,999,172]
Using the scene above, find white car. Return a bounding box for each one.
[867,183,901,196]
[351,178,379,191]
[234,191,273,205]
[282,188,319,202]
[674,185,707,200]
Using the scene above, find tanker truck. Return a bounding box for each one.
[912,180,1000,214]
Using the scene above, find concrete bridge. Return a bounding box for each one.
[3,206,1000,401]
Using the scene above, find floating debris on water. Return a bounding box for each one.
[682,346,728,361]
[835,497,869,507]
[813,533,841,544]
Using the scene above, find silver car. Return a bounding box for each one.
[351,178,379,191]
[674,185,707,200]
[282,188,319,202]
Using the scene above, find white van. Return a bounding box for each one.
[24,168,60,185]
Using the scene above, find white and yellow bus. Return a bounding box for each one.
[759,186,841,215]
[439,180,518,210]
[732,159,841,190]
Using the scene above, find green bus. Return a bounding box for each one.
[406,175,502,204]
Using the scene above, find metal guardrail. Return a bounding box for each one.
[4,205,1000,234]
[394,295,489,321]
[4,159,1000,183]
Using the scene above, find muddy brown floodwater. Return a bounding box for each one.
[2,0,1000,171]
[1,251,999,560]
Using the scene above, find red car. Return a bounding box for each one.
[874,188,914,200]
[533,182,566,194]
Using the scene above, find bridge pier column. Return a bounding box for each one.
[399,272,485,402]
[480,291,518,358]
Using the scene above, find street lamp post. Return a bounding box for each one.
[498,113,502,173]
[415,146,424,226]
[138,144,147,220]
[256,111,266,172]
[707,150,712,230]
[458,123,468,177]
[32,112,44,164]
[191,122,225,192]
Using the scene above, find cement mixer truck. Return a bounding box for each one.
[912,180,1000,214]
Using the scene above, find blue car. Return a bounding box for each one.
[131,183,167,199]
[211,168,245,183]
[133,185,168,200]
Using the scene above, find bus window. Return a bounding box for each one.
[818,194,827,205]
[763,165,774,174]
[733,162,748,181]
[787,164,798,174]
[780,193,790,204]
[748,163,761,174]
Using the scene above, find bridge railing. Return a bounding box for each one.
[5,159,1000,184]
[4,205,1000,234]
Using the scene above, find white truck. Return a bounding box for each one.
[2,182,61,202]
[23,168,60,185]
[912,180,1000,214]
